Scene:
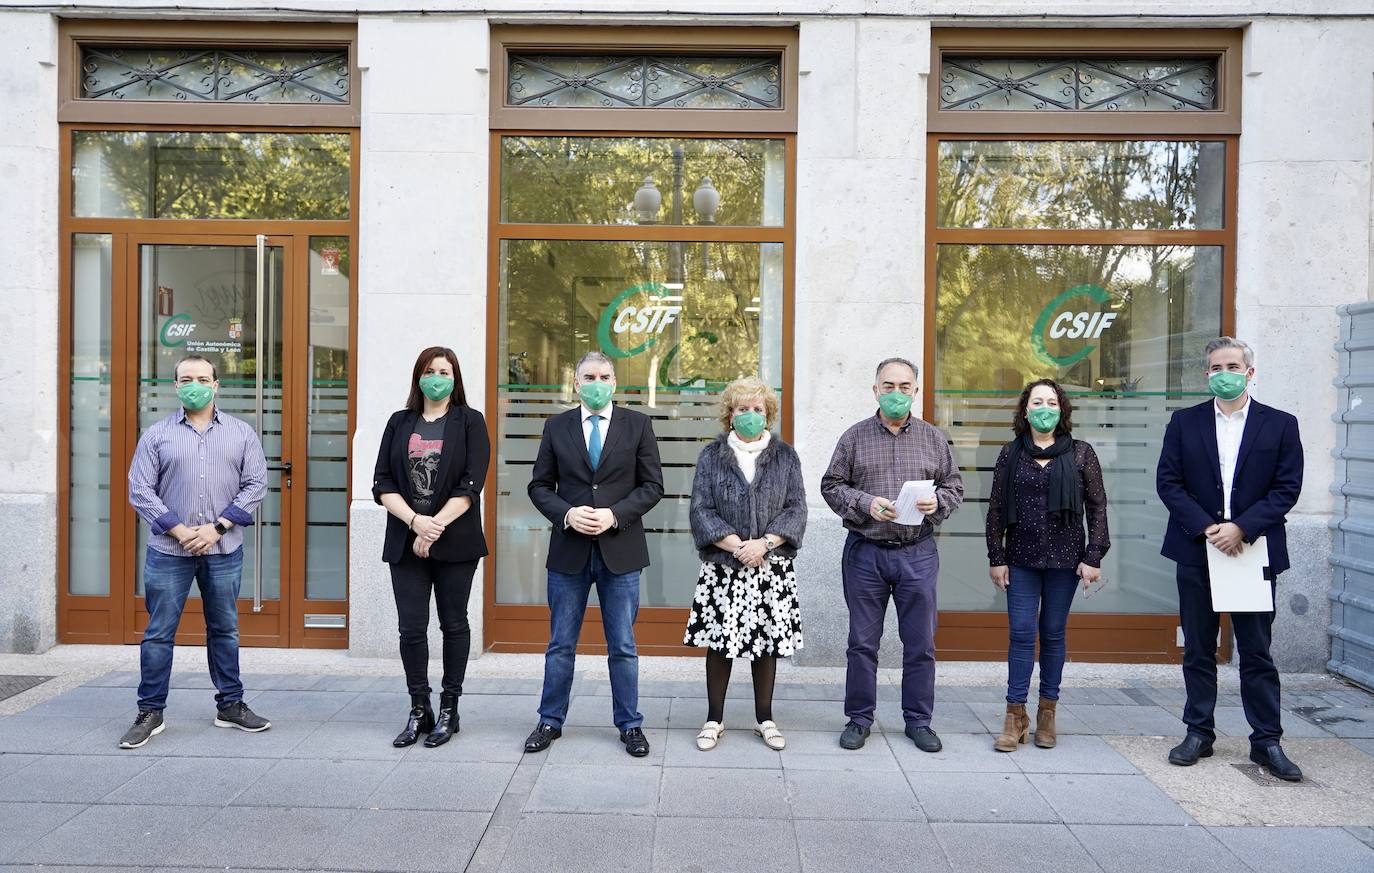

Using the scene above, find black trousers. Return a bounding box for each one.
[1176,562,1283,747]
[390,549,479,697]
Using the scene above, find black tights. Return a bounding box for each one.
[390,550,478,697]
[705,649,777,724]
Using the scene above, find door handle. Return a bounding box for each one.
[268,461,293,474]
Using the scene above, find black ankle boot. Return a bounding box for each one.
[423,693,459,747]
[392,694,435,748]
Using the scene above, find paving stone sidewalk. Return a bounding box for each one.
[0,669,1372,873]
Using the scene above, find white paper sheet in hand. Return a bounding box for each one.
[1205,536,1273,613]
[892,480,936,526]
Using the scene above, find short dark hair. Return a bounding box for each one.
[1011,379,1073,438]
[174,354,217,381]
[406,346,467,412]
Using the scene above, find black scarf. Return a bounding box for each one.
[1002,432,1081,527]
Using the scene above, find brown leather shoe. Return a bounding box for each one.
[993,703,1029,752]
[1035,698,1057,749]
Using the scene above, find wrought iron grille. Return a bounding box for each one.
[940,56,1218,111]
[80,45,350,103]
[507,54,782,109]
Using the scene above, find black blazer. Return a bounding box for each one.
[528,405,664,575]
[1156,399,1303,574]
[372,405,490,564]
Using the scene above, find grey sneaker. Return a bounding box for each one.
[118,710,165,749]
[214,701,271,732]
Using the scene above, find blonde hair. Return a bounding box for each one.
[718,376,779,432]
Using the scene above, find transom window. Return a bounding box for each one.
[506,53,783,109]
[940,56,1218,112]
[80,45,350,104]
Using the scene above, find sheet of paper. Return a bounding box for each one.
[1206,535,1274,613]
[891,479,936,526]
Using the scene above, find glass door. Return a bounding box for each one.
[128,235,294,646]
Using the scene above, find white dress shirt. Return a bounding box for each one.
[580,402,613,449]
[1215,396,1251,519]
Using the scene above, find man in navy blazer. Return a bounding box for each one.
[523,351,664,758]
[1156,336,1304,781]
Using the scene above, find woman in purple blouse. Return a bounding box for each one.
[985,379,1110,753]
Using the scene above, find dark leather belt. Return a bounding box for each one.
[868,525,933,548]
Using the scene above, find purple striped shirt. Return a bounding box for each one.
[128,406,268,557]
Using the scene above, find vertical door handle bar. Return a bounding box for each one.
[253,234,266,613]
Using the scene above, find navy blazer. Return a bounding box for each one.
[1155,399,1303,574]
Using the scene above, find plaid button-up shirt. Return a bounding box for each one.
[820,412,964,542]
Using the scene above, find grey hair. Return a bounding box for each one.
[1203,336,1254,369]
[575,350,616,378]
[875,356,919,382]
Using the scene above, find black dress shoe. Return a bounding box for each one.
[839,721,870,750]
[392,694,435,748]
[620,727,650,757]
[423,693,459,748]
[906,725,942,753]
[1250,744,1303,782]
[524,722,561,753]
[1167,734,1214,766]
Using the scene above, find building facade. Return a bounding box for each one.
[1,2,1370,671]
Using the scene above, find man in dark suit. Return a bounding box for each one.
[524,351,664,757]
[1156,336,1304,781]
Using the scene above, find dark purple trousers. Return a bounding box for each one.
[842,531,939,729]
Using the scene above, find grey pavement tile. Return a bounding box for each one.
[151,716,315,758]
[81,670,140,688]
[100,755,275,806]
[786,769,922,821]
[1343,736,1374,757]
[12,803,219,866]
[13,685,138,719]
[932,823,1102,873]
[774,682,845,702]
[780,728,902,771]
[1346,826,1374,852]
[161,687,263,722]
[0,754,152,803]
[442,694,541,727]
[231,757,397,808]
[403,723,528,763]
[562,695,670,729]
[796,820,950,873]
[663,725,782,769]
[1027,774,1193,826]
[167,671,219,689]
[1212,705,1331,738]
[367,760,515,811]
[887,731,1020,773]
[0,802,86,863]
[246,688,357,721]
[166,806,355,869]
[657,767,788,819]
[0,754,40,780]
[654,816,799,873]
[525,763,659,815]
[497,812,653,873]
[1208,826,1374,873]
[317,808,490,872]
[287,720,412,761]
[1300,707,1374,738]
[969,702,1094,735]
[332,691,413,723]
[309,674,382,693]
[1011,734,1141,774]
[1057,687,1141,706]
[545,726,667,765]
[464,677,547,696]
[1069,825,1255,873]
[911,772,1060,824]
[1062,703,1184,736]
[0,716,106,754]
[668,696,849,732]
[879,700,988,734]
[1135,686,1189,709]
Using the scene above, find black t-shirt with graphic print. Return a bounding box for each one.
[407,417,445,514]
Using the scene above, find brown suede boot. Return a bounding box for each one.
[1035,698,1057,748]
[993,703,1030,752]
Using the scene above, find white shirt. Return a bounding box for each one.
[580,403,613,449]
[1215,396,1251,519]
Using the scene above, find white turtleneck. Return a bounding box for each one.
[728,429,771,484]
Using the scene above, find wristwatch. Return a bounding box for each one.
[213,520,228,535]
[765,536,778,551]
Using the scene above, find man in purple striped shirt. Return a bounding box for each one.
[120,355,272,749]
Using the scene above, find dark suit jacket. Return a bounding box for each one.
[528,405,664,575]
[372,405,490,564]
[1156,399,1303,574]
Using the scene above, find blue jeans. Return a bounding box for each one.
[138,546,245,712]
[1005,566,1079,705]
[537,544,643,730]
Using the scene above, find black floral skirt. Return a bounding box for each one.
[684,557,803,660]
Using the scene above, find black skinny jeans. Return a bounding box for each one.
[390,547,479,698]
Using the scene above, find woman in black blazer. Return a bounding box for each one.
[372,346,489,748]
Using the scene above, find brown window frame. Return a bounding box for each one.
[59,20,360,127]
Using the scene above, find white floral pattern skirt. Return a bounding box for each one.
[684,558,803,660]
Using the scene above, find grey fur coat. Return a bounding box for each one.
[689,432,807,570]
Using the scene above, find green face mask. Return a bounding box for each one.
[579,381,614,411]
[1027,407,1061,434]
[1208,370,1248,401]
[878,390,914,421]
[177,382,214,412]
[419,374,455,402]
[732,411,767,439]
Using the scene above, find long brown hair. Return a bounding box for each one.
[1011,378,1073,438]
[406,346,467,413]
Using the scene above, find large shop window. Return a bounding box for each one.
[495,135,787,609]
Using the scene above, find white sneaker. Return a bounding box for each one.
[696,720,724,751]
[755,720,785,750]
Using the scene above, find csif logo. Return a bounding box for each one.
[597,283,682,359]
[1030,284,1118,368]
[159,313,197,347]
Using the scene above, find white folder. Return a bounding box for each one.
[1205,536,1274,613]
